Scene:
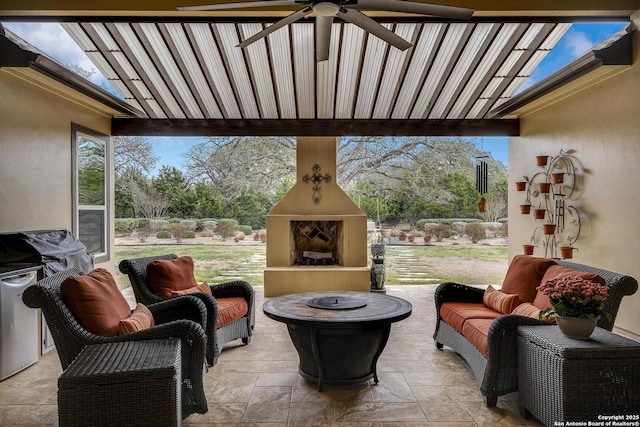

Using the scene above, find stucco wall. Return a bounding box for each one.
[0,70,115,272]
[508,28,640,338]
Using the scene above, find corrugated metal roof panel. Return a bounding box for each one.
[63,19,568,122]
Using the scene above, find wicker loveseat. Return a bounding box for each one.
[22,268,209,416]
[119,254,255,366]
[433,256,638,407]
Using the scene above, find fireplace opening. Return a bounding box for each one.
[290,221,343,266]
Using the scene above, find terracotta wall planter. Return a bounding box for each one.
[560,246,574,259]
[520,204,531,214]
[551,172,564,184]
[538,182,551,193]
[534,208,546,220]
[523,244,535,255]
[543,224,556,235]
[515,181,527,191]
[536,156,549,166]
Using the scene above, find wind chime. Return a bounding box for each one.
[476,156,489,212]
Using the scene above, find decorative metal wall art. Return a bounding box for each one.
[303,164,331,204]
[516,149,583,259]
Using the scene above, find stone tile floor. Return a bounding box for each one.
[0,285,543,426]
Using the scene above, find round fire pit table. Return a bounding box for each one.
[263,291,412,391]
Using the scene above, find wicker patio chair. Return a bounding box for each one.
[119,254,255,365]
[22,268,209,416]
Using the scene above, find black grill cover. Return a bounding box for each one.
[0,230,94,276]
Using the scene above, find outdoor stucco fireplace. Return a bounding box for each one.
[264,137,370,297]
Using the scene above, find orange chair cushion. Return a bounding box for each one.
[170,282,213,297]
[462,318,493,356]
[119,303,155,334]
[483,285,519,314]
[501,255,557,303]
[61,268,132,337]
[146,256,198,298]
[216,297,249,328]
[440,302,501,333]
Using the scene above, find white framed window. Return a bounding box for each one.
[72,124,109,263]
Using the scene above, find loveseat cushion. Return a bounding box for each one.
[483,285,519,314]
[501,255,556,303]
[440,302,501,333]
[216,297,249,327]
[61,268,132,337]
[146,256,198,298]
[461,318,493,356]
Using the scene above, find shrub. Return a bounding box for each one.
[500,222,508,238]
[427,224,453,242]
[180,219,198,231]
[185,231,196,239]
[465,222,487,243]
[407,234,415,243]
[258,230,267,243]
[115,218,137,235]
[389,229,400,237]
[135,226,153,243]
[399,231,407,241]
[253,231,261,241]
[156,231,171,239]
[150,219,169,231]
[423,234,433,244]
[169,224,188,243]
[203,220,218,234]
[199,230,213,238]
[451,221,470,236]
[138,218,151,228]
[237,225,252,235]
[215,222,236,241]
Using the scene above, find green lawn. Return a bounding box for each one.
[114,244,508,289]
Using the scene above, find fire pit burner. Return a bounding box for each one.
[306,296,367,310]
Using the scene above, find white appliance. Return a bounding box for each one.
[0,267,39,380]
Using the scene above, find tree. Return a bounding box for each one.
[183,136,296,202]
[113,136,158,177]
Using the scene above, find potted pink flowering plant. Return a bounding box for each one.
[536,277,609,339]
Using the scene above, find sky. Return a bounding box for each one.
[2,20,627,174]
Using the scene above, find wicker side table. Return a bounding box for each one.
[517,326,640,426]
[58,339,182,427]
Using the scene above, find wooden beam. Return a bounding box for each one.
[1,0,637,19]
[111,118,520,137]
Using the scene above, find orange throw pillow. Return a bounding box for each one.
[483,285,519,314]
[61,268,132,337]
[146,256,198,298]
[170,282,212,297]
[119,303,155,334]
[501,255,556,303]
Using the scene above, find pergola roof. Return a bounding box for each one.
[61,19,569,136]
[2,1,635,136]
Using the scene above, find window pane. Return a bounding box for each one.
[77,136,105,205]
[78,209,105,255]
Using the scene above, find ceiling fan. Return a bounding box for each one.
[178,0,474,61]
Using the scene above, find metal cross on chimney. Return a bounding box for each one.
[303,164,331,204]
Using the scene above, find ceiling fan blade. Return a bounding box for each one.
[237,7,313,48]
[178,0,300,11]
[337,8,412,51]
[316,15,334,61]
[346,0,474,20]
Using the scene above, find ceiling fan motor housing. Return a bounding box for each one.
[312,0,342,16]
